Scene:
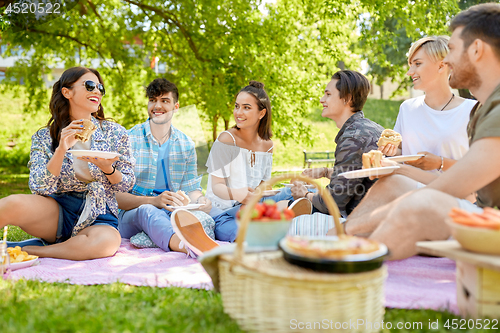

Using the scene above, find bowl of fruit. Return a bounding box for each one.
[447,207,500,255]
[236,199,296,249]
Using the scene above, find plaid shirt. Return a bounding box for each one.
[127,121,201,197]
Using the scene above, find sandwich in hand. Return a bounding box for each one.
[75,119,97,143]
[377,129,402,147]
[362,150,383,169]
[176,190,191,206]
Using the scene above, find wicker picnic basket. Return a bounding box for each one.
[218,174,387,333]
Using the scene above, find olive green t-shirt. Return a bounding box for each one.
[467,83,500,208]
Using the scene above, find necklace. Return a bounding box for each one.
[440,93,455,111]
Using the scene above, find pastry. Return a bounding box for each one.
[75,119,97,143]
[285,235,380,259]
[377,129,402,147]
[362,150,383,169]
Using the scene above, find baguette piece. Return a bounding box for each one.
[377,129,402,147]
[362,150,383,169]
[75,119,97,143]
[176,190,191,206]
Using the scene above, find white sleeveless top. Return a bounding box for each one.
[205,131,273,210]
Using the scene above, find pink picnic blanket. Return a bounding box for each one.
[9,240,457,313]
[9,239,213,290]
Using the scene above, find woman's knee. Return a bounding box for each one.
[86,227,121,258]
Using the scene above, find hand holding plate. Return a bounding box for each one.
[405,151,439,170]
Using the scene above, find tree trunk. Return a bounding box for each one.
[212,114,219,142]
[458,89,474,99]
[380,83,384,100]
[224,118,229,130]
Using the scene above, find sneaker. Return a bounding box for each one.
[7,238,47,248]
[289,197,312,217]
[171,209,219,257]
[178,240,198,259]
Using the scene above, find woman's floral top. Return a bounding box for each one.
[28,117,136,236]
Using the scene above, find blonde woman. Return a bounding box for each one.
[345,36,477,225]
[381,36,476,172]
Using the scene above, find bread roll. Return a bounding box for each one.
[377,129,402,147]
[176,190,191,206]
[362,150,383,169]
[75,119,97,143]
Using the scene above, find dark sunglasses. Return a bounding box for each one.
[80,80,106,96]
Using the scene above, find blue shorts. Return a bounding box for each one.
[48,192,118,243]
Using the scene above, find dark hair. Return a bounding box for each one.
[234,80,272,140]
[146,78,179,103]
[47,67,106,152]
[449,3,500,59]
[331,70,370,112]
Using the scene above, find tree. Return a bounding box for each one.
[0,0,346,145]
[353,0,461,98]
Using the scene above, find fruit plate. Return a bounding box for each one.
[279,237,389,273]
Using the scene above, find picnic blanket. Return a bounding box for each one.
[9,239,458,313]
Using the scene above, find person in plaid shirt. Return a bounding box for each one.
[116,79,236,256]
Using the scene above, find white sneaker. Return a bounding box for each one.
[179,240,198,259]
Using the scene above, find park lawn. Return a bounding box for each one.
[0,171,489,333]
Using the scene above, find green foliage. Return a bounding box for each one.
[354,0,461,97]
[0,0,346,146]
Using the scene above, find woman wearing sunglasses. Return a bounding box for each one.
[1,67,135,260]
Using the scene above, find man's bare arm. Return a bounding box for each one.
[116,192,156,211]
[426,137,500,198]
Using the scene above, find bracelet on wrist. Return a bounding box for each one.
[102,164,116,176]
[437,156,444,172]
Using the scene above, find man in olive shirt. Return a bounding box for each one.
[342,3,500,260]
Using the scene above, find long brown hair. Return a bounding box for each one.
[47,67,106,152]
[233,80,272,140]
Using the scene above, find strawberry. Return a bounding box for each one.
[283,208,295,220]
[270,210,283,220]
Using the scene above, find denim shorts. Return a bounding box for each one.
[48,191,118,243]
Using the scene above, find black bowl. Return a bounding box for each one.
[279,237,389,274]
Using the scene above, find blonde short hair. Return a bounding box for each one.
[407,36,450,65]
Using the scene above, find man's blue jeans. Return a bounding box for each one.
[118,204,237,252]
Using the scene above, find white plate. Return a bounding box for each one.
[169,204,204,210]
[386,154,424,163]
[69,150,121,159]
[339,166,400,179]
[262,190,281,197]
[281,183,316,189]
[10,258,39,271]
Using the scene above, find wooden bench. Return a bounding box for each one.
[303,150,335,168]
